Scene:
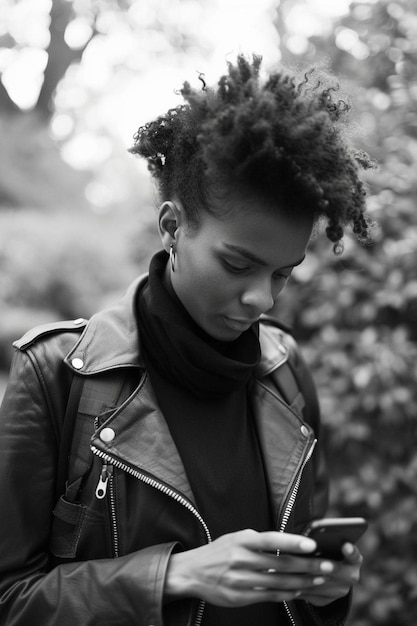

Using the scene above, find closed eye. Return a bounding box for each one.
[223,259,250,273]
[223,258,293,279]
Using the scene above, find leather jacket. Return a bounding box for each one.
[0,276,349,626]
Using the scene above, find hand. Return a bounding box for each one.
[299,542,363,607]
[164,528,332,607]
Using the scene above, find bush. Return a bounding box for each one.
[0,207,159,365]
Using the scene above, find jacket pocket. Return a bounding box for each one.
[49,495,87,558]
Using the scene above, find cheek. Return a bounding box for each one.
[197,270,225,307]
[194,265,235,313]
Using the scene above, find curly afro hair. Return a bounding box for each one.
[129,54,375,250]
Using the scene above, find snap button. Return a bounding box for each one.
[301,425,309,437]
[100,427,116,443]
[71,357,84,370]
[74,318,85,325]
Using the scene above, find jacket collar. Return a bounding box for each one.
[65,275,147,374]
[65,275,289,377]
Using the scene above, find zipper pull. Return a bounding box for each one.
[95,462,113,499]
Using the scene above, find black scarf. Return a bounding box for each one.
[136,251,280,626]
[136,250,261,399]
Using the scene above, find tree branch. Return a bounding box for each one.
[36,0,94,118]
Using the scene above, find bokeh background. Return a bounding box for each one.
[1,0,416,623]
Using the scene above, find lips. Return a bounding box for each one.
[223,316,258,332]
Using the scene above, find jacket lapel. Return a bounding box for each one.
[250,377,314,529]
[91,374,196,505]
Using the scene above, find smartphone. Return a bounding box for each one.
[303,517,368,560]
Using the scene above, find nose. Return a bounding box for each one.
[240,277,276,314]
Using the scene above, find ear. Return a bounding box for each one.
[158,200,184,251]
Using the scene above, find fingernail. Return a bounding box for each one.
[299,538,316,552]
[320,561,334,573]
[344,543,354,555]
[313,576,325,585]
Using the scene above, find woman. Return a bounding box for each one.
[0,56,374,625]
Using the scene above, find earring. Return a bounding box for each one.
[333,240,345,256]
[169,243,176,272]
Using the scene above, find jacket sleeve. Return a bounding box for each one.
[0,349,184,626]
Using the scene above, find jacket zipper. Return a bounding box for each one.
[92,445,211,626]
[92,438,316,626]
[279,438,317,626]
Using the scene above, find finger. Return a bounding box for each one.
[238,571,327,592]
[257,554,336,577]
[311,556,361,589]
[341,543,363,564]
[271,555,336,573]
[240,529,317,555]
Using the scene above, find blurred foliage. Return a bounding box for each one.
[0,0,416,624]
[276,1,417,623]
[0,207,159,367]
[0,114,91,210]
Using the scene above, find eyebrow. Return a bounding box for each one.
[223,243,306,270]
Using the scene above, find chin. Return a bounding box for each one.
[193,314,243,342]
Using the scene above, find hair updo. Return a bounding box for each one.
[129,54,375,250]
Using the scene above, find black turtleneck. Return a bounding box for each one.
[136,250,283,626]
